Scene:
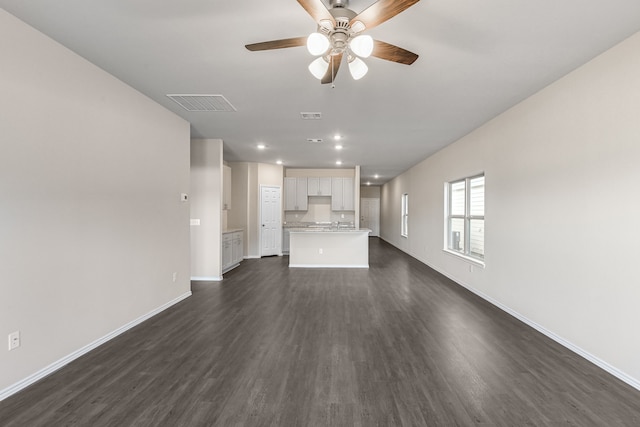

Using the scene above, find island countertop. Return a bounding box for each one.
[288,228,371,233]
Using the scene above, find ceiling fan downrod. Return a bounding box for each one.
[330,0,349,8]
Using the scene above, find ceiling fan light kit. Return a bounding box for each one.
[309,56,330,79]
[246,0,420,84]
[349,34,374,58]
[307,32,330,55]
[348,56,368,80]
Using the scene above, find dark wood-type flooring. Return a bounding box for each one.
[2,238,640,426]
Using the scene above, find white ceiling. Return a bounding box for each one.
[2,0,640,184]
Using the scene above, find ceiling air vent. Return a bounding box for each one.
[300,112,322,120]
[307,138,324,143]
[167,94,237,112]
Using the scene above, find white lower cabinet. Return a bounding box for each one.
[232,231,243,264]
[222,230,243,273]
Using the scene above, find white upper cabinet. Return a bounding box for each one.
[307,177,332,196]
[331,177,354,211]
[284,177,308,211]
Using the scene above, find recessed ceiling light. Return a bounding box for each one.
[374,174,379,179]
[367,182,371,186]
[334,134,342,140]
[276,160,283,165]
[335,144,343,150]
[257,143,266,150]
[336,160,342,165]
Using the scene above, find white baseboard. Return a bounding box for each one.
[378,237,640,392]
[190,276,222,281]
[289,264,369,268]
[0,291,192,402]
[244,255,261,259]
[439,269,640,392]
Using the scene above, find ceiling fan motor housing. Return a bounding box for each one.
[319,5,358,56]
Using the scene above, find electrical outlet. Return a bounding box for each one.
[8,331,20,351]
[172,272,177,282]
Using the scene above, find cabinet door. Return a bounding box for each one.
[342,177,354,210]
[285,177,308,211]
[331,177,355,211]
[295,177,308,210]
[318,177,332,195]
[222,240,232,269]
[232,232,243,264]
[284,177,297,211]
[331,178,344,210]
[307,177,319,195]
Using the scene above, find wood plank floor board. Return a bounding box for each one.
[2,237,640,426]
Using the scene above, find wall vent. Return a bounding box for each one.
[300,112,322,120]
[167,94,237,112]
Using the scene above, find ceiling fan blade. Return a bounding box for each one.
[297,0,336,26]
[321,53,343,84]
[372,40,418,65]
[245,36,307,51]
[350,0,420,31]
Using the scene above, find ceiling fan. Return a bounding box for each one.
[245,0,420,84]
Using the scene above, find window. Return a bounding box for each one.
[401,193,408,237]
[446,174,484,261]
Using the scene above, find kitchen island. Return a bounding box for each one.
[289,228,371,268]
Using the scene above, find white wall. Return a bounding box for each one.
[360,186,381,199]
[0,10,191,396]
[381,31,640,388]
[190,139,223,280]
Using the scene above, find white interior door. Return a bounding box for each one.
[261,185,281,256]
[360,198,380,237]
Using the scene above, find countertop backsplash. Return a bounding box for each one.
[284,197,355,224]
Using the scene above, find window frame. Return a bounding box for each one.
[401,193,408,238]
[444,173,485,265]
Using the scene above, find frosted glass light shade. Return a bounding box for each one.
[307,33,330,56]
[348,57,368,80]
[349,35,373,58]
[309,57,329,79]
